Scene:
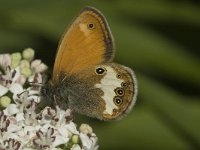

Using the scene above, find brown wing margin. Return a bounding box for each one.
[82,6,115,62]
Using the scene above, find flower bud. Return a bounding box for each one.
[22,48,35,61]
[21,67,32,77]
[72,134,80,144]
[11,52,22,68]
[79,124,93,134]
[0,96,11,108]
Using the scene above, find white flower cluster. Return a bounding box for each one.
[0,48,98,150]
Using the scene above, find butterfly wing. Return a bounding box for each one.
[53,7,114,81]
[95,63,137,120]
[39,7,137,120]
[67,63,137,120]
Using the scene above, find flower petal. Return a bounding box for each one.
[65,122,79,134]
[15,75,26,85]
[3,132,19,141]
[12,67,21,82]
[9,83,23,94]
[3,104,19,115]
[8,123,22,133]
[17,125,37,139]
[0,84,8,96]
[53,135,69,147]
[80,133,92,149]
[0,54,11,69]
[58,126,70,137]
[16,112,25,122]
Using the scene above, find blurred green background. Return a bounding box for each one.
[0,0,200,149]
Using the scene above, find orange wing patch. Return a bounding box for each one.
[53,7,114,81]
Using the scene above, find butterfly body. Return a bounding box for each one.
[40,7,138,120]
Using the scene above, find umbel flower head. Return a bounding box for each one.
[0,48,98,150]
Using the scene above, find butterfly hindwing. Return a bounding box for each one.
[66,63,137,120]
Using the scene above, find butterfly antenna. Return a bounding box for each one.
[28,81,44,87]
[17,90,29,98]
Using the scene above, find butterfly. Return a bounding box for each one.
[39,6,138,121]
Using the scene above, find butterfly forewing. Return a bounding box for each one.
[53,7,114,81]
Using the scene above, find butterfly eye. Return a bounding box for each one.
[121,82,127,88]
[114,97,123,106]
[95,67,106,75]
[87,23,95,29]
[116,74,121,78]
[115,88,124,96]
